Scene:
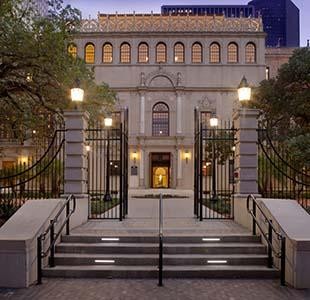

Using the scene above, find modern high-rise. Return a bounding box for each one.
[162,0,300,47]
[248,0,299,47]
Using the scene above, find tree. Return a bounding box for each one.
[0,0,115,142]
[251,47,310,170]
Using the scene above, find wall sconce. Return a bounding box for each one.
[19,156,28,165]
[85,145,91,152]
[132,151,138,165]
[184,150,190,164]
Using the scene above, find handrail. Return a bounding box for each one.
[37,194,76,284]
[247,194,286,286]
[158,193,163,287]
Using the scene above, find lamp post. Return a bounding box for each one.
[71,79,84,109]
[238,76,251,102]
[210,115,218,201]
[104,116,113,202]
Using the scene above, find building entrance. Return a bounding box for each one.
[150,153,170,188]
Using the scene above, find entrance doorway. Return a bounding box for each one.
[150,153,170,188]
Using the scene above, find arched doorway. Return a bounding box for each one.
[150,153,171,188]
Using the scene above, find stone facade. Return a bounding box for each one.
[72,14,266,190]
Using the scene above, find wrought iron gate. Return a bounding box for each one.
[87,110,128,220]
[194,110,235,220]
[258,124,310,213]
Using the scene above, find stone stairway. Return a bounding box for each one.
[42,234,279,279]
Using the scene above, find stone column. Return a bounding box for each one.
[176,91,183,134]
[139,92,146,135]
[63,110,89,228]
[233,108,260,229]
[139,148,145,187]
[177,148,183,187]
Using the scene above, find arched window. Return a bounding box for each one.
[138,42,149,63]
[227,42,238,63]
[85,43,95,64]
[174,42,185,63]
[210,42,220,63]
[120,42,131,63]
[68,43,77,58]
[245,42,256,63]
[156,43,167,63]
[192,42,202,63]
[152,102,169,136]
[102,43,113,63]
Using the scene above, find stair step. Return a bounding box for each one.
[54,253,268,266]
[42,265,279,279]
[56,242,266,255]
[62,235,261,244]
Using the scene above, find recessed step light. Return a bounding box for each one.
[202,238,221,242]
[94,260,115,264]
[101,238,120,241]
[207,260,227,264]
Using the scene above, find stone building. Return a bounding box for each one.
[70,14,266,190]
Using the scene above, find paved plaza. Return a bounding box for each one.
[0,278,309,300]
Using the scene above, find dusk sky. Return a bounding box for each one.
[64,0,309,46]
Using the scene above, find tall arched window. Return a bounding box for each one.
[210,42,220,63]
[102,43,113,63]
[152,102,169,136]
[156,43,167,63]
[68,43,77,58]
[192,42,202,63]
[85,43,95,64]
[245,42,256,63]
[174,42,185,63]
[138,42,149,63]
[227,42,238,63]
[120,42,131,63]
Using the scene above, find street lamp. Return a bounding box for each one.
[104,116,113,202]
[210,114,218,201]
[238,76,251,102]
[71,79,84,109]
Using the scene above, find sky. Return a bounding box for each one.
[64,0,309,46]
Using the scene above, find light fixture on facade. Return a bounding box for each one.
[132,151,138,165]
[238,76,251,102]
[184,150,190,164]
[86,145,91,152]
[210,115,219,127]
[71,79,84,102]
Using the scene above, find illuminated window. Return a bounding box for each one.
[152,102,169,136]
[138,43,149,63]
[120,42,131,63]
[174,42,184,63]
[68,44,77,58]
[192,42,202,63]
[103,43,113,63]
[210,43,220,63]
[228,42,238,63]
[85,43,95,64]
[245,42,256,63]
[156,43,167,63]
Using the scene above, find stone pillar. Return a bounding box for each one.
[233,108,260,229]
[140,92,145,135]
[177,148,183,187]
[63,110,89,228]
[139,148,145,187]
[176,91,183,134]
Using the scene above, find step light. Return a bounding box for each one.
[94,260,115,264]
[202,238,221,242]
[207,260,227,264]
[101,238,120,241]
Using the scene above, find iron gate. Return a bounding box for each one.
[258,124,310,213]
[87,110,128,220]
[194,110,236,220]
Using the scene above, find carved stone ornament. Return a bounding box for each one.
[197,96,215,111]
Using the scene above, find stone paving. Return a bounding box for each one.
[0,278,309,300]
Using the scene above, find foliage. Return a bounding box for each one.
[251,48,310,170]
[0,0,115,142]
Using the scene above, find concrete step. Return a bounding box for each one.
[56,242,267,255]
[54,253,268,266]
[42,265,279,279]
[61,235,261,244]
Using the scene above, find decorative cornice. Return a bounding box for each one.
[78,14,263,33]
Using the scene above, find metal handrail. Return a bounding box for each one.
[247,194,286,286]
[37,194,76,284]
[158,193,163,286]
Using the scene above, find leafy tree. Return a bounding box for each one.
[0,0,115,143]
[251,48,310,170]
